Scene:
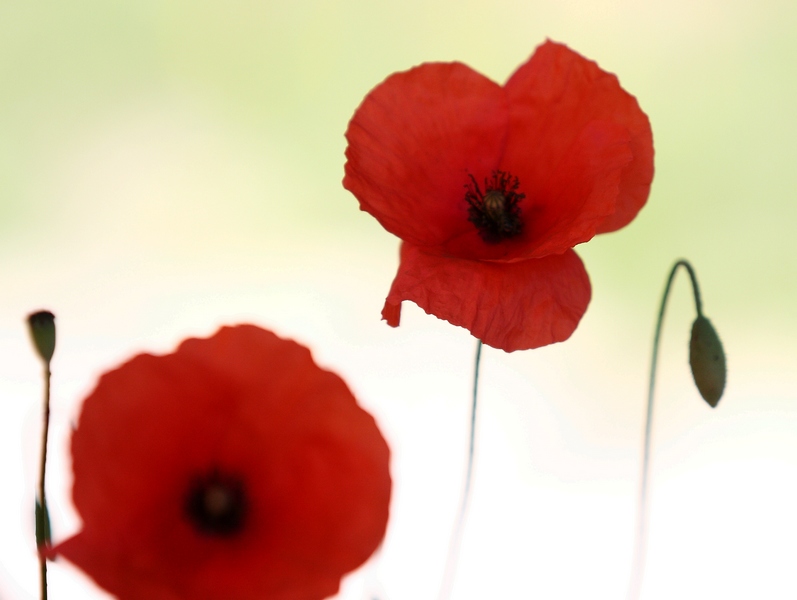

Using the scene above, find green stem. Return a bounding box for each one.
[438,339,482,600]
[626,259,703,600]
[37,365,51,600]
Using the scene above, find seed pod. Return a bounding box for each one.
[689,315,726,408]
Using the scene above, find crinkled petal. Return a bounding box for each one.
[503,40,654,237]
[382,243,591,352]
[344,62,508,247]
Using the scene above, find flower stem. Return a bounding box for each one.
[626,259,702,600]
[37,363,51,600]
[27,311,55,600]
[438,339,482,600]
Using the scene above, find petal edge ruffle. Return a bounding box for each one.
[504,40,653,236]
[382,243,591,352]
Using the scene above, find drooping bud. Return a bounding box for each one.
[689,315,726,408]
[27,311,56,365]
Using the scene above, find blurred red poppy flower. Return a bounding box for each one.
[51,325,391,600]
[344,40,654,352]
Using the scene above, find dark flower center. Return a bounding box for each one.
[184,469,248,537]
[464,170,525,244]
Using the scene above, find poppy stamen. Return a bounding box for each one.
[464,170,525,244]
[185,469,248,537]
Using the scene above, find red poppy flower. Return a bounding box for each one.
[344,40,654,352]
[51,325,391,600]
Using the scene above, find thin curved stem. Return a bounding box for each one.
[438,340,482,600]
[626,259,703,600]
[37,365,51,600]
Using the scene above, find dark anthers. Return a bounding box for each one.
[464,170,525,244]
[185,469,248,537]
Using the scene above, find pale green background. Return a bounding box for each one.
[2,1,796,599]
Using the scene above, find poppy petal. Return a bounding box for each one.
[503,40,654,236]
[53,325,391,600]
[344,62,508,247]
[382,243,591,352]
[522,119,634,257]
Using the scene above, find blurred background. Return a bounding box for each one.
[2,0,796,598]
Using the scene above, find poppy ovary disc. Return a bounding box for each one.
[464,170,525,244]
[185,470,248,537]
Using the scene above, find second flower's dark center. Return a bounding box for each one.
[184,469,248,537]
[464,170,525,244]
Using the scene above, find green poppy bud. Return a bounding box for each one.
[689,315,726,408]
[35,498,52,549]
[27,310,56,364]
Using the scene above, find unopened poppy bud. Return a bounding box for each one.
[35,498,52,549]
[27,310,56,364]
[689,315,726,408]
